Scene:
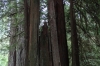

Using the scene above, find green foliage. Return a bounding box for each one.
[64,0,100,66]
[0,0,24,66]
[0,54,8,66]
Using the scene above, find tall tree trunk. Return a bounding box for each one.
[24,0,30,66]
[48,0,61,66]
[8,0,40,66]
[14,0,28,66]
[8,0,28,66]
[8,17,16,66]
[8,1,17,65]
[16,19,27,66]
[54,0,69,66]
[29,0,40,66]
[70,0,80,66]
[40,22,51,66]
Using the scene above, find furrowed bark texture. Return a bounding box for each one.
[16,22,26,66]
[54,0,69,66]
[8,16,17,66]
[48,0,61,66]
[8,1,28,66]
[29,0,40,66]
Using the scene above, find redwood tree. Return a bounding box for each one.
[24,0,30,66]
[54,0,69,66]
[48,0,69,66]
[29,0,40,66]
[70,0,80,66]
[8,16,17,66]
[48,0,61,66]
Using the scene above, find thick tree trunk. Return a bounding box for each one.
[16,23,26,66]
[8,16,17,66]
[29,0,40,66]
[14,0,27,66]
[24,0,30,66]
[40,22,51,66]
[8,0,40,66]
[48,0,61,66]
[8,1,17,66]
[70,0,80,66]
[54,0,69,66]
[8,15,29,66]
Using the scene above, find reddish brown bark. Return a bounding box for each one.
[40,22,52,66]
[29,0,40,66]
[24,0,30,66]
[48,0,61,66]
[54,0,69,66]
